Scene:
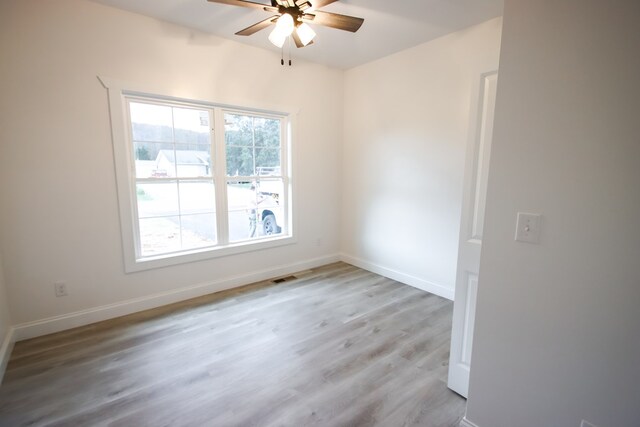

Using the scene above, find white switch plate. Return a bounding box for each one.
[515,212,541,243]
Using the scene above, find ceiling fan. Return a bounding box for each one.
[207,0,364,49]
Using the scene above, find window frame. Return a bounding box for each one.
[221,109,290,244]
[100,77,296,273]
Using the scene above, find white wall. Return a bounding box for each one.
[0,248,13,368]
[0,0,343,329]
[341,18,502,299]
[0,258,10,337]
[466,1,640,426]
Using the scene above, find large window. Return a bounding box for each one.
[102,79,293,272]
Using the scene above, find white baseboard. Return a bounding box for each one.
[13,254,340,342]
[11,252,452,342]
[0,326,16,385]
[339,253,454,300]
[460,417,479,427]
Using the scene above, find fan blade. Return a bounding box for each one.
[291,31,314,48]
[235,15,279,36]
[303,11,363,32]
[308,0,338,9]
[291,31,304,48]
[296,2,312,12]
[207,0,272,10]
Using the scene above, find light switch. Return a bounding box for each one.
[515,212,541,243]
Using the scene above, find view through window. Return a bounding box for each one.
[127,98,288,260]
[225,113,284,242]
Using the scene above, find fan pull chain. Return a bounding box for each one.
[280,37,292,66]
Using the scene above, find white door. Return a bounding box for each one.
[448,71,498,398]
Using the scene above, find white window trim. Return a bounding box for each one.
[99,76,297,273]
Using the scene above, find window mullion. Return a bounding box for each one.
[213,108,229,245]
[170,107,184,251]
[283,117,291,235]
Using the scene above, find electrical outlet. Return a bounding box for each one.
[581,420,598,427]
[54,282,68,297]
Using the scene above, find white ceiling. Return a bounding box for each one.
[90,0,503,69]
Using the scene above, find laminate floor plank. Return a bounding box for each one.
[0,262,465,427]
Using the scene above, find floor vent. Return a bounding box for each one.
[272,275,297,284]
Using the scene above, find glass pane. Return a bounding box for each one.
[130,102,173,143]
[257,179,284,203]
[224,113,282,177]
[179,180,215,214]
[227,180,284,242]
[139,216,182,256]
[253,117,280,147]
[157,145,212,178]
[136,182,179,218]
[134,142,174,178]
[181,213,217,249]
[255,148,280,174]
[226,181,253,210]
[226,145,254,177]
[173,107,211,144]
[224,114,253,147]
[228,210,253,242]
[255,180,284,238]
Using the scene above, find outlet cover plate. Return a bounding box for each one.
[54,282,68,297]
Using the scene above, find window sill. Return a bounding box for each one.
[124,234,296,273]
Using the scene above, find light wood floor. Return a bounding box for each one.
[0,262,466,426]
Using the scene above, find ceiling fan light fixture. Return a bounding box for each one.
[296,22,316,46]
[207,0,364,60]
[268,26,287,47]
[268,13,294,48]
[276,13,295,36]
